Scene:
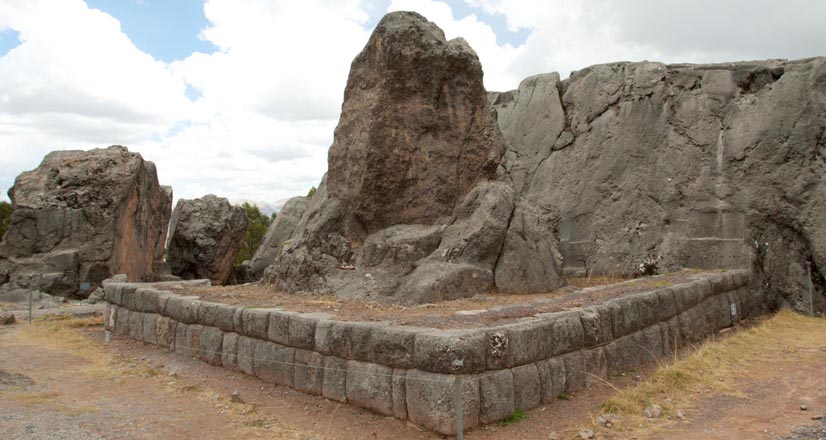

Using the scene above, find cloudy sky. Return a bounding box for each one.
[0,0,823,210]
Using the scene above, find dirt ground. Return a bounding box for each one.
[172,270,708,329]
[0,312,824,440]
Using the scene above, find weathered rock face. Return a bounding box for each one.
[167,195,248,285]
[327,11,504,234]
[263,12,563,303]
[491,58,826,312]
[0,146,172,298]
[248,196,308,280]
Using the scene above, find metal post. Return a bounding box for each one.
[452,358,464,440]
[807,261,814,317]
[454,375,463,440]
[28,289,32,325]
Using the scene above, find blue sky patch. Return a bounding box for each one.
[86,0,216,62]
[0,28,21,57]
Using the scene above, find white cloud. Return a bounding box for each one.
[1,0,824,205]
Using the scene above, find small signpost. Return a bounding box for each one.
[452,359,464,440]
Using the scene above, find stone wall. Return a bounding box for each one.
[104,269,763,435]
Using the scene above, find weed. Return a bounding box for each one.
[557,393,571,401]
[498,409,527,426]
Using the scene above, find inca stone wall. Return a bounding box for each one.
[491,59,826,312]
[104,269,761,435]
[0,146,172,298]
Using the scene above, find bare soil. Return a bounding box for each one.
[1,313,825,439]
[173,270,708,329]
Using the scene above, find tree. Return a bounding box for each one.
[0,201,11,240]
[234,202,271,266]
[307,186,317,198]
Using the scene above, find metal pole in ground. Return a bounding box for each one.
[452,359,464,440]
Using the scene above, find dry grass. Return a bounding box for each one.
[600,310,826,419]
[566,275,631,289]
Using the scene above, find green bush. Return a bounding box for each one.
[0,201,11,239]
[234,202,271,266]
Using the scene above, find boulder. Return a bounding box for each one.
[491,58,826,312]
[166,195,248,285]
[0,146,172,298]
[263,12,564,303]
[248,196,308,280]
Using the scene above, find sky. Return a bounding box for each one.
[0,0,824,211]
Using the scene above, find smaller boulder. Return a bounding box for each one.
[0,313,15,325]
[166,195,248,285]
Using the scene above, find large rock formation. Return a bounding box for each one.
[0,146,172,298]
[263,12,565,304]
[166,195,248,285]
[491,58,825,312]
[248,196,308,280]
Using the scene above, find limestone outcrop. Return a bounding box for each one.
[491,58,825,312]
[166,195,248,285]
[0,146,172,298]
[248,196,308,280]
[263,12,565,304]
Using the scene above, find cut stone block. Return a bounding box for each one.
[406,370,479,436]
[413,330,486,374]
[294,349,324,395]
[479,369,514,424]
[345,360,393,416]
[322,356,347,402]
[512,363,540,411]
[537,357,566,404]
[253,340,295,387]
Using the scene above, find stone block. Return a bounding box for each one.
[606,298,638,339]
[512,363,540,411]
[103,284,118,304]
[536,357,566,404]
[578,307,611,348]
[583,347,608,387]
[562,351,586,393]
[142,313,158,345]
[550,311,585,356]
[345,360,393,416]
[174,323,189,356]
[121,285,138,310]
[316,321,375,361]
[322,356,348,402]
[128,311,144,340]
[479,369,514,424]
[288,314,318,350]
[671,282,703,312]
[155,291,173,316]
[221,332,239,371]
[253,340,295,387]
[156,316,177,349]
[406,370,479,436]
[186,324,202,358]
[200,302,236,333]
[605,332,643,376]
[485,328,510,370]
[639,325,664,362]
[242,308,272,340]
[368,326,420,369]
[104,303,115,331]
[392,369,407,420]
[654,287,678,321]
[115,306,129,335]
[267,311,292,345]
[490,319,553,369]
[236,335,256,376]
[199,326,224,366]
[413,330,486,374]
[165,296,200,324]
[634,291,661,330]
[135,287,159,313]
[294,349,324,395]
